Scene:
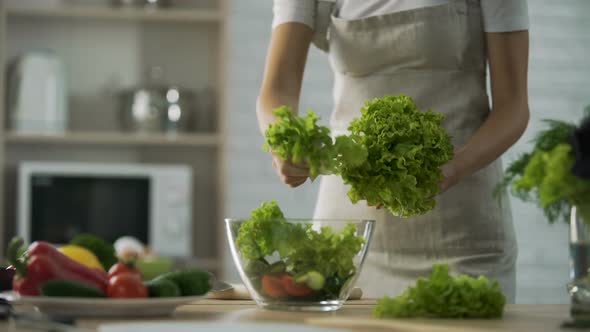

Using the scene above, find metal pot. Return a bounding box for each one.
[118,85,197,134]
[111,0,172,8]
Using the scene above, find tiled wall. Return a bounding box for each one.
[224,0,590,304]
[504,0,590,303]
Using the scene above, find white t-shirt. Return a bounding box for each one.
[272,0,529,32]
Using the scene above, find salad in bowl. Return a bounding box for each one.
[225,201,374,311]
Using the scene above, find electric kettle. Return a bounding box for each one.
[7,51,68,133]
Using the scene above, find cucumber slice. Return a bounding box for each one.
[245,259,270,277]
[294,271,325,290]
[269,261,286,273]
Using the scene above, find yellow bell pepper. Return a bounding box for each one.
[59,245,105,270]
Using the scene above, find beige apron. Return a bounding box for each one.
[311,0,518,302]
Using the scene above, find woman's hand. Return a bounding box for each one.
[271,154,310,188]
[256,23,314,189]
[439,162,460,193]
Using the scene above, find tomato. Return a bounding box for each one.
[261,274,288,299]
[107,273,148,298]
[281,275,314,297]
[108,262,142,280]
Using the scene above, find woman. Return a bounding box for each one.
[256,0,529,302]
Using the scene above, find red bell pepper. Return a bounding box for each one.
[7,237,108,296]
[27,241,108,288]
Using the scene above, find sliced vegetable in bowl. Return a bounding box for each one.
[226,200,375,311]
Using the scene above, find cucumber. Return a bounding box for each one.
[268,261,286,274]
[40,279,105,298]
[294,271,325,290]
[245,259,270,277]
[146,278,181,297]
[157,268,211,296]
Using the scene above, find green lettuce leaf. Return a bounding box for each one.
[235,201,365,280]
[264,106,367,180]
[373,264,505,319]
[263,96,453,218]
[343,95,454,217]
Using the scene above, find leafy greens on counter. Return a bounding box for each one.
[263,95,454,217]
[373,264,506,319]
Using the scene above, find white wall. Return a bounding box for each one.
[503,0,590,303]
[224,0,590,304]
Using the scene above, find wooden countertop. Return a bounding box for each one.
[2,300,575,332]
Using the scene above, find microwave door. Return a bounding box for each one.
[30,175,150,245]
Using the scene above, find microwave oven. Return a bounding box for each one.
[17,161,193,257]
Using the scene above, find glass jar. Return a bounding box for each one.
[570,206,590,281]
[569,206,590,319]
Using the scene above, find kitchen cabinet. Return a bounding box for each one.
[0,0,228,273]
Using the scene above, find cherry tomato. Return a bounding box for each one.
[281,275,314,297]
[107,273,148,298]
[108,262,142,280]
[261,274,288,299]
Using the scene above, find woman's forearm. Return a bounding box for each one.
[256,90,299,135]
[256,23,313,134]
[444,31,529,187]
[450,100,529,180]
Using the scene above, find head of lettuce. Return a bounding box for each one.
[342,95,454,217]
[264,94,454,218]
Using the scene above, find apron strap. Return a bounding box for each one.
[311,0,336,52]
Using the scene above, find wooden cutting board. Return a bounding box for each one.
[305,305,568,332]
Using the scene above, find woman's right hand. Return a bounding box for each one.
[256,22,313,188]
[272,154,310,188]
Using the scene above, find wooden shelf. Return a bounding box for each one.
[4,131,220,147]
[6,5,223,23]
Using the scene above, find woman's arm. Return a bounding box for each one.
[441,31,530,191]
[257,22,314,187]
[257,22,313,133]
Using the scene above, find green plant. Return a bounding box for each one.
[495,107,590,223]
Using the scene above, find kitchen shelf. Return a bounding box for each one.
[4,131,221,147]
[5,5,223,23]
[0,0,228,268]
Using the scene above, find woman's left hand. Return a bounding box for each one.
[439,162,460,193]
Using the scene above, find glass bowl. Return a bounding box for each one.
[225,218,375,312]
